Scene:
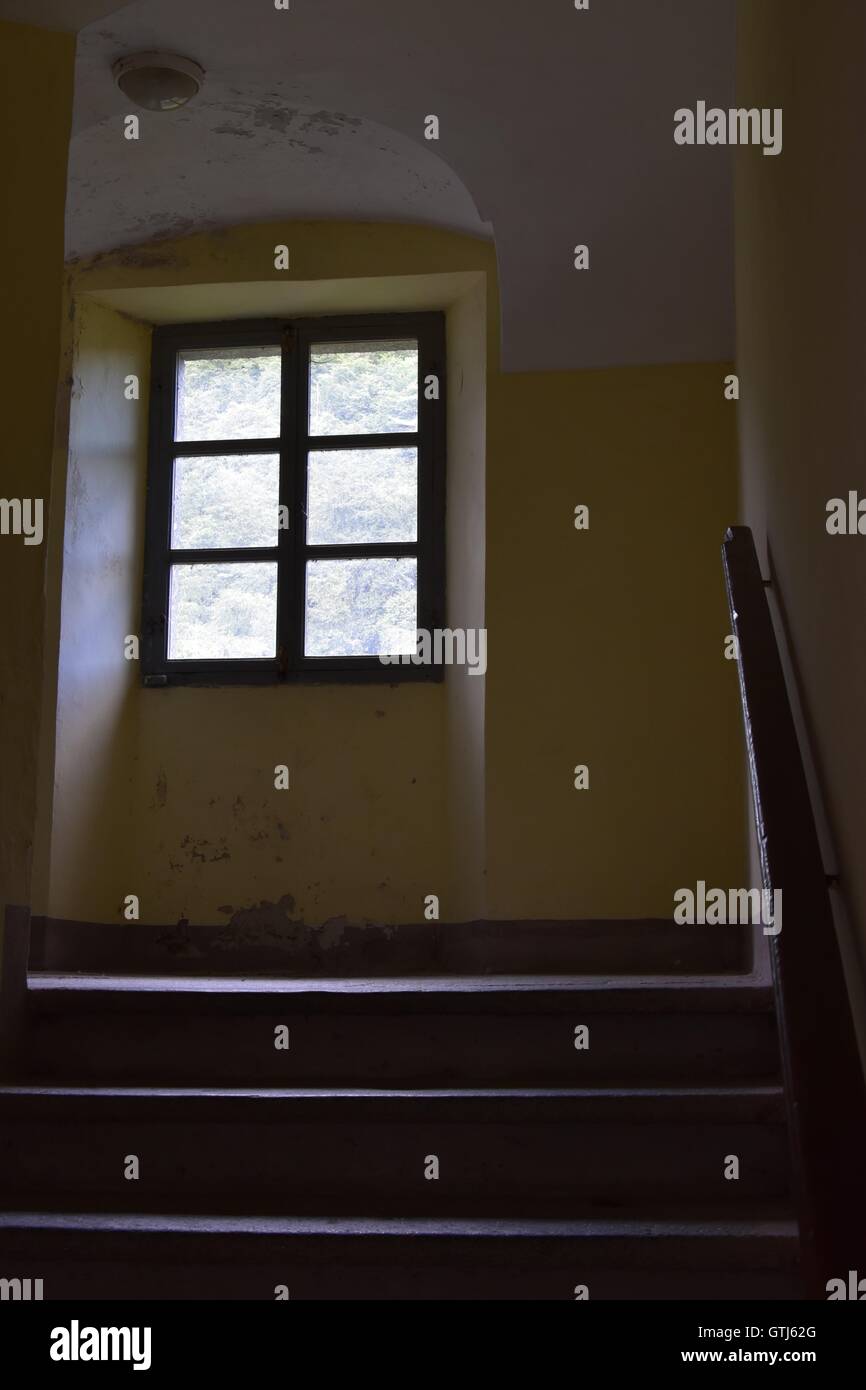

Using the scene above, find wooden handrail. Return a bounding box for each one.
[0,905,30,1075]
[722,526,866,1296]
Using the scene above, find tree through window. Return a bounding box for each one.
[142,313,445,684]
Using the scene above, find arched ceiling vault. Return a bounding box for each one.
[12,0,737,372]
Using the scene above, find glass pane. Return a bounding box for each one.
[175,346,280,441]
[168,563,277,660]
[171,454,280,549]
[304,557,417,657]
[309,340,418,435]
[307,447,417,545]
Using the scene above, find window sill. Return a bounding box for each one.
[142,662,445,687]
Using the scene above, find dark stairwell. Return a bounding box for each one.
[1,529,863,1301]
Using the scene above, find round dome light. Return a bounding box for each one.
[112,52,205,112]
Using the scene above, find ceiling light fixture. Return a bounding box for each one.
[112,52,205,112]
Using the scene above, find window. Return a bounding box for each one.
[142,313,445,684]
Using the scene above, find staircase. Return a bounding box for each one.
[0,962,802,1300]
[9,526,866,1300]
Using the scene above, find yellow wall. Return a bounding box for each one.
[736,1,866,985]
[39,220,745,927]
[46,298,149,920]
[445,275,487,921]
[0,22,74,958]
[485,363,744,918]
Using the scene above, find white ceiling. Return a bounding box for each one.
[21,0,737,371]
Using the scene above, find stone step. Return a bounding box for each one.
[0,1084,791,1212]
[21,975,779,1086]
[0,1211,801,1300]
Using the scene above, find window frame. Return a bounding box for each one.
[142,311,446,685]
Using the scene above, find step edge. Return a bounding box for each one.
[0,1212,801,1239]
